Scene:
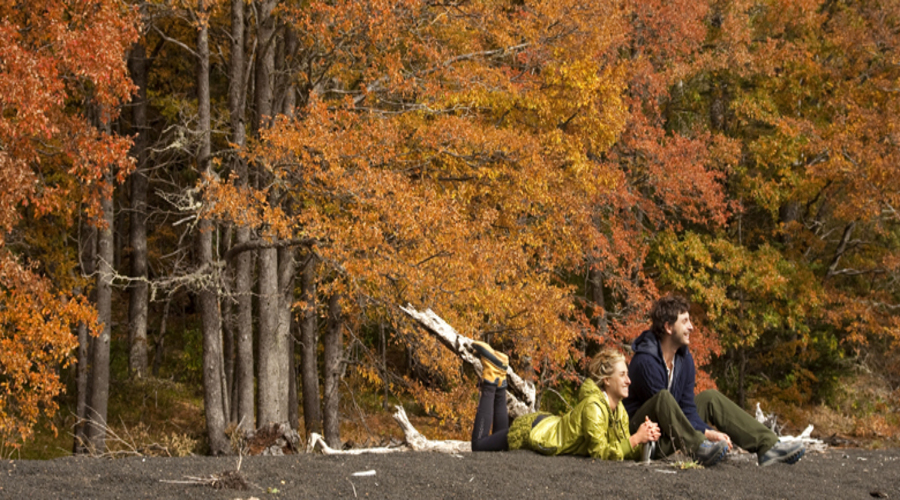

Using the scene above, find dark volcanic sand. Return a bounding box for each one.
[1,448,897,499]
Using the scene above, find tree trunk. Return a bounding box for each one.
[74,224,96,454]
[220,224,235,404]
[87,167,114,452]
[277,23,297,116]
[253,0,277,130]
[257,246,281,426]
[380,321,389,410]
[229,0,255,432]
[299,252,322,437]
[127,39,150,378]
[196,7,230,455]
[278,246,296,425]
[254,0,284,428]
[323,292,343,448]
[152,299,171,377]
[221,279,235,408]
[288,318,300,430]
[587,265,609,336]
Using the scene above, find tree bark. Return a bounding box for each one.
[587,265,609,336]
[254,0,287,428]
[87,167,114,452]
[299,252,322,437]
[276,23,297,116]
[253,0,277,131]
[278,246,296,423]
[74,224,96,454]
[323,292,343,447]
[127,38,150,378]
[152,299,171,377]
[257,245,281,426]
[196,6,230,455]
[288,318,300,430]
[229,0,255,432]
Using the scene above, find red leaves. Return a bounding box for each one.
[0,254,94,446]
[0,0,137,447]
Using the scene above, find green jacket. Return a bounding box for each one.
[521,378,639,460]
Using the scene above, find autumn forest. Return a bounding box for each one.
[1,0,899,455]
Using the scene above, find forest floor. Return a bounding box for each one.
[1,447,898,499]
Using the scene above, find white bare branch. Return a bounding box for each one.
[306,405,471,455]
[399,305,536,418]
[755,403,827,453]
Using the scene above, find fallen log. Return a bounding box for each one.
[308,307,537,455]
[755,403,828,453]
[306,406,471,455]
[399,305,536,418]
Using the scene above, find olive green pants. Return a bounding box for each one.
[629,389,778,458]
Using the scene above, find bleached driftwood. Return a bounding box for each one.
[755,403,828,453]
[391,405,471,453]
[399,305,537,419]
[307,433,405,455]
[306,406,471,455]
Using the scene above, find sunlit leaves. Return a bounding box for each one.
[0,0,138,447]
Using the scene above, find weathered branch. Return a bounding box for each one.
[306,406,470,455]
[391,405,470,453]
[399,305,536,418]
[826,221,857,278]
[755,403,827,453]
[152,25,200,59]
[224,237,317,262]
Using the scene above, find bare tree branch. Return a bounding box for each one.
[399,305,536,418]
[224,237,317,262]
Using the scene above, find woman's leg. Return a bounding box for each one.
[493,385,509,435]
[471,382,509,451]
[470,342,510,452]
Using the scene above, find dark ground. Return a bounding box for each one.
[1,448,897,499]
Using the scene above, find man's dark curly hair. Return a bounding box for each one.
[650,294,690,340]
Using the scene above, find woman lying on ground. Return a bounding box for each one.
[470,343,660,460]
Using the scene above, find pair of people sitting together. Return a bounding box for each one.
[470,294,806,467]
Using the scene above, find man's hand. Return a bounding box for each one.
[704,429,732,450]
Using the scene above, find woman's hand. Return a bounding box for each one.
[630,416,661,447]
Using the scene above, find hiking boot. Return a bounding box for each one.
[758,441,805,467]
[472,341,508,387]
[695,440,728,467]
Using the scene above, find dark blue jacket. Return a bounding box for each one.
[623,330,710,433]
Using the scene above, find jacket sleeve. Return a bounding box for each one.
[620,409,640,461]
[583,402,631,461]
[677,353,710,432]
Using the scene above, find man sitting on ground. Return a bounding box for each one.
[624,294,806,467]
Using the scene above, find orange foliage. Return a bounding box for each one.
[204,0,733,419]
[0,0,137,447]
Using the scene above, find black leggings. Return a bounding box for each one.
[471,383,510,451]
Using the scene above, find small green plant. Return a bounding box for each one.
[672,459,703,470]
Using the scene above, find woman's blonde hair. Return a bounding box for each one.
[588,348,626,389]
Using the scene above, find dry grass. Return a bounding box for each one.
[758,371,900,449]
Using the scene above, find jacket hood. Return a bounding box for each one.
[631,329,663,360]
[578,377,603,402]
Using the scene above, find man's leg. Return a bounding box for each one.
[695,390,778,454]
[630,390,706,457]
